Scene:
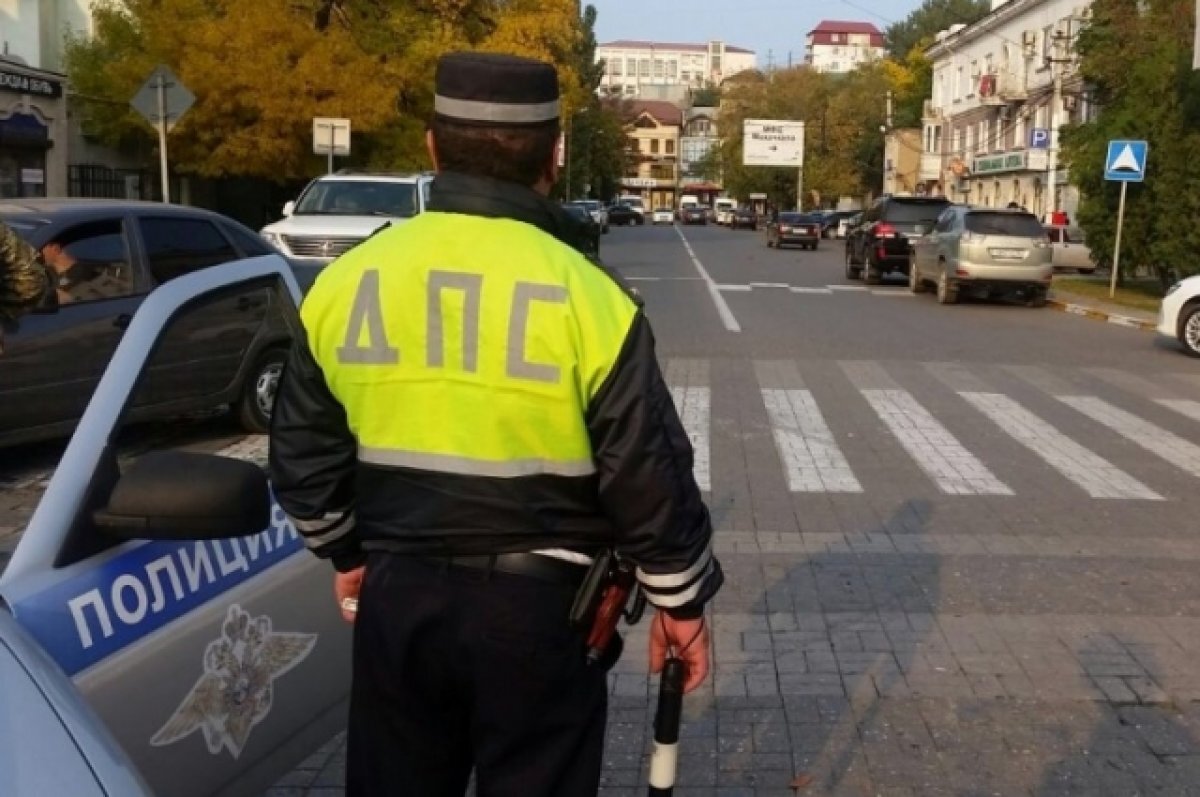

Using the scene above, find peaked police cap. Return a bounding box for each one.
[434,52,560,127]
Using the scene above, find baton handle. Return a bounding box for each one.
[648,657,685,796]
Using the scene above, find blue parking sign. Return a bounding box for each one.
[1029,128,1050,149]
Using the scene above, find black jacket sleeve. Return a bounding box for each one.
[586,312,722,618]
[267,334,364,572]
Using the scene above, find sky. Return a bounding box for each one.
[588,0,929,68]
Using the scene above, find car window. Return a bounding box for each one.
[43,219,136,304]
[934,209,955,233]
[294,180,417,217]
[139,217,239,284]
[965,212,1045,237]
[778,213,804,223]
[885,200,952,224]
[221,221,274,258]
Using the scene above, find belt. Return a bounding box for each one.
[419,552,589,586]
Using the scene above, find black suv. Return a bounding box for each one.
[0,200,293,447]
[845,196,952,284]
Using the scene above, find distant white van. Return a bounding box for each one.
[617,195,646,219]
[714,197,737,225]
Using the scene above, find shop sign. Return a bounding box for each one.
[20,169,44,185]
[972,150,1048,175]
[0,69,63,98]
[624,177,659,188]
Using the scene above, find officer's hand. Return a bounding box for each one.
[334,566,366,623]
[649,610,709,694]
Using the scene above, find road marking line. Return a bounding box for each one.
[1157,399,1200,425]
[669,386,711,492]
[749,282,790,288]
[870,290,915,297]
[675,227,741,332]
[1060,396,1200,479]
[960,392,1161,500]
[828,285,869,291]
[789,287,834,294]
[625,276,705,282]
[716,283,752,292]
[761,389,862,492]
[861,389,1013,496]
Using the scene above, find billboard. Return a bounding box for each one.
[742,119,805,167]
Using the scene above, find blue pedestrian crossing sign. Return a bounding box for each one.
[1104,140,1148,182]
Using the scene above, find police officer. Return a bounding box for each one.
[268,51,722,796]
[0,221,50,353]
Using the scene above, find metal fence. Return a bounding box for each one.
[68,164,152,200]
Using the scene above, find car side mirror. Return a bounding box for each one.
[282,200,296,217]
[94,451,270,541]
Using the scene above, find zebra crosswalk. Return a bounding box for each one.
[666,359,1200,503]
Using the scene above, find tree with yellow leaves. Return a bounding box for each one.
[67,0,586,181]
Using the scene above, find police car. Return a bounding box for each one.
[0,256,350,796]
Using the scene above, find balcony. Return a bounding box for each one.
[919,153,942,181]
[922,99,944,121]
[978,74,1005,106]
[998,72,1027,101]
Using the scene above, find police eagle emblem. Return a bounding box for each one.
[151,604,317,758]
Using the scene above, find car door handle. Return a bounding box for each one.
[114,313,132,330]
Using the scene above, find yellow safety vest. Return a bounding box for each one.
[301,211,638,479]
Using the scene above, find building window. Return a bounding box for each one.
[711,55,721,73]
[953,129,962,154]
[610,59,622,77]
[625,85,636,96]
[654,59,665,78]
[934,126,942,154]
[956,66,965,100]
[666,139,675,155]
[668,60,678,79]
[650,139,659,154]
[681,71,691,82]
[639,58,650,77]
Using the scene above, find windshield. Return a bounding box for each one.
[966,212,1045,237]
[293,180,418,217]
[886,201,951,224]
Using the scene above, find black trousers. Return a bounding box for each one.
[347,553,609,796]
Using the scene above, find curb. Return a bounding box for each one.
[1046,297,1157,332]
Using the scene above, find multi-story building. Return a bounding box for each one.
[597,40,756,98]
[0,0,94,196]
[805,21,886,74]
[920,0,1094,220]
[620,100,684,209]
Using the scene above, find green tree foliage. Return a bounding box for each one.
[885,0,991,59]
[66,0,589,181]
[560,4,628,201]
[1062,0,1200,286]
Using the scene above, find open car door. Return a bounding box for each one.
[0,256,350,797]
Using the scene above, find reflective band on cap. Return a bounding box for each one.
[434,95,560,124]
[359,446,595,478]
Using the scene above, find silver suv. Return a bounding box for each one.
[260,171,434,264]
[909,205,1053,306]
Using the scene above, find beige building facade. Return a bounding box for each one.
[620,100,683,209]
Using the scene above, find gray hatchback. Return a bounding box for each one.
[0,200,292,447]
[909,205,1053,306]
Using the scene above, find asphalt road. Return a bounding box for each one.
[5,221,1200,796]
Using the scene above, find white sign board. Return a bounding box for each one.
[742,119,805,167]
[313,117,351,156]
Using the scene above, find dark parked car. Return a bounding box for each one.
[819,210,858,238]
[562,203,601,256]
[607,203,644,226]
[680,206,707,225]
[731,207,759,230]
[766,212,822,250]
[844,195,952,284]
[0,199,293,447]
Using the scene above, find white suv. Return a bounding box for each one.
[261,171,434,264]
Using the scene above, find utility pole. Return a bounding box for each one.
[1045,24,1069,221]
[882,89,893,196]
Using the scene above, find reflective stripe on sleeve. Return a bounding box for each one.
[636,542,712,589]
[287,511,355,548]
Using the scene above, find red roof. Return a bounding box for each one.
[599,40,755,55]
[626,100,685,125]
[807,20,884,35]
